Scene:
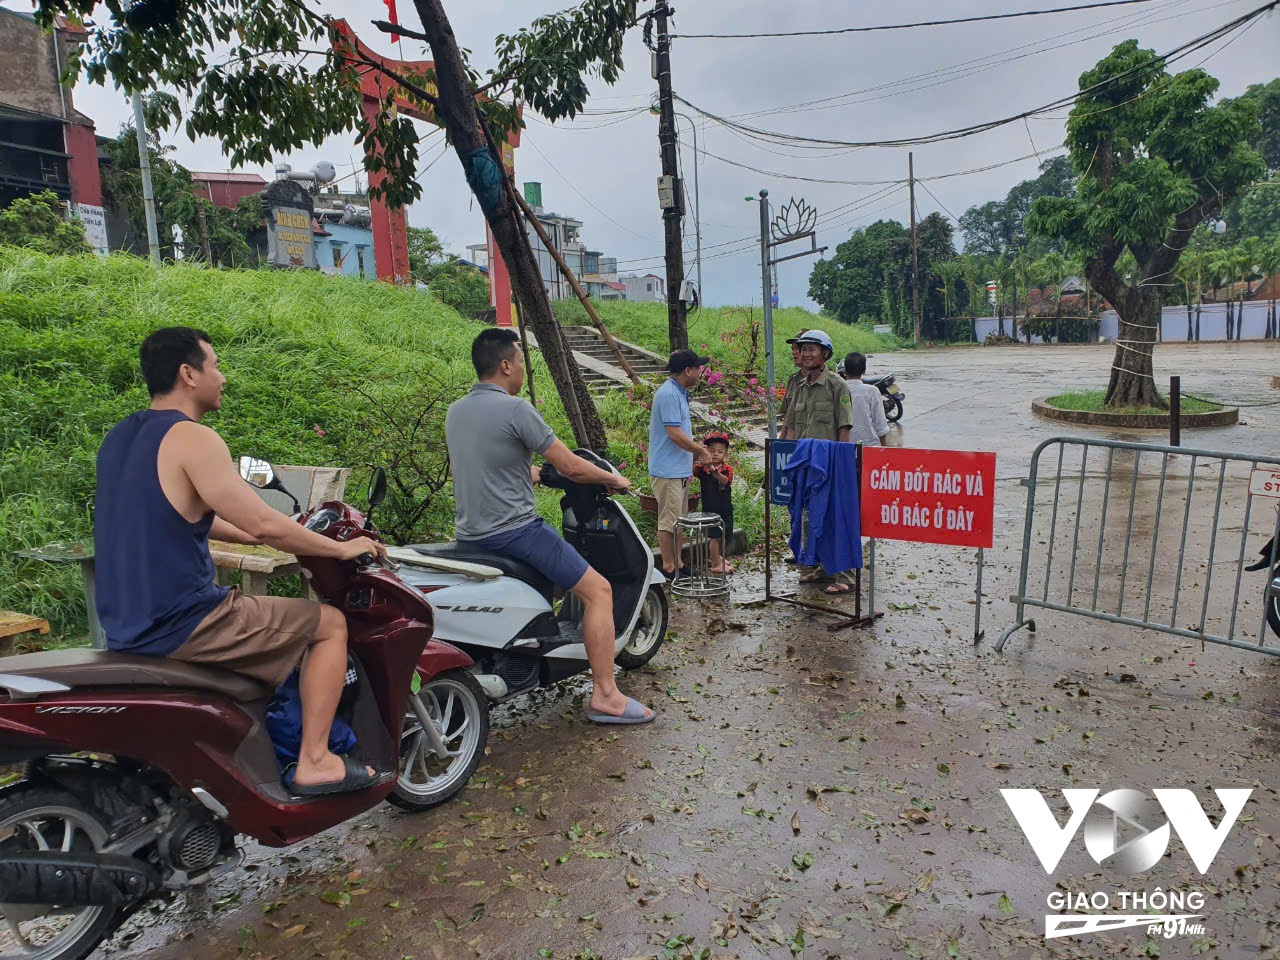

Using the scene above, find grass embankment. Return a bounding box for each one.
[0,251,777,642]
[553,300,900,362]
[1045,390,1223,416]
[0,250,574,640]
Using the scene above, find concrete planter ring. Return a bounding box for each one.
[1032,396,1239,429]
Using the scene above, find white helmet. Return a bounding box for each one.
[788,329,833,358]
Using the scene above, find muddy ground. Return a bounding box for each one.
[111,343,1280,960]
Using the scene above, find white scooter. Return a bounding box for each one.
[386,450,669,703]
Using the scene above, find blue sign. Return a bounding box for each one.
[770,440,797,505]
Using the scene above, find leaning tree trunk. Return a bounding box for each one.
[1186,301,1193,341]
[1104,285,1165,408]
[411,0,608,453]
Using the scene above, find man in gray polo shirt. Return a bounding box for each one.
[445,328,653,725]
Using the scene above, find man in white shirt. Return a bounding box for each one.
[840,352,889,447]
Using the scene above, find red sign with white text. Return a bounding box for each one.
[861,447,996,548]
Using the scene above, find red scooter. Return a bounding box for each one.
[0,463,489,960]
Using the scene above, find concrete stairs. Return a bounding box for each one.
[535,326,771,449]
[558,327,666,397]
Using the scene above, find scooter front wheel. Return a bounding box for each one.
[884,395,904,423]
[0,786,121,960]
[388,670,490,813]
[616,585,669,670]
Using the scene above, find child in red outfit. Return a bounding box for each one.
[694,432,735,574]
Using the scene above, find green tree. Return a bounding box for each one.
[36,0,635,452]
[100,117,260,266]
[809,220,908,325]
[1258,239,1280,339]
[0,190,90,254]
[1036,252,1068,341]
[1028,41,1264,407]
[1174,251,1203,341]
[1234,173,1280,240]
[934,259,963,340]
[407,226,491,315]
[1236,77,1280,171]
[959,156,1075,256]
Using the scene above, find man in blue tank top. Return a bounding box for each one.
[95,327,385,796]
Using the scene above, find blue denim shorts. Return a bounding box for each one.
[459,518,589,591]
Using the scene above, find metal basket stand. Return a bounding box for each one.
[671,512,730,599]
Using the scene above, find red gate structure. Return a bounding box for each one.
[333,21,518,325]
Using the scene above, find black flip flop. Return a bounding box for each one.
[291,757,383,797]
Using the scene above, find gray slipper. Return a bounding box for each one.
[585,696,655,725]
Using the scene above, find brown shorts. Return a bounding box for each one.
[652,476,690,534]
[171,589,322,687]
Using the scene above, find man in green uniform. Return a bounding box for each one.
[779,330,855,593]
[777,328,807,437]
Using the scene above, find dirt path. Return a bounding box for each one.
[104,342,1280,960]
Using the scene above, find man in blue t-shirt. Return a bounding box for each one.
[648,349,710,578]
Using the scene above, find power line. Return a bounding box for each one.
[672,0,1163,39]
[918,180,961,223]
[522,135,655,242]
[717,0,1205,121]
[674,1,1275,150]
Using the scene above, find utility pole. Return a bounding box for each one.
[196,204,214,264]
[130,91,162,266]
[654,0,688,350]
[757,189,775,438]
[909,151,920,344]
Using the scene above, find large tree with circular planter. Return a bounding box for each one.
[1028,40,1264,408]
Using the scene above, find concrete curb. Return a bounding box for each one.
[1031,396,1239,429]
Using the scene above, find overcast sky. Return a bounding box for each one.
[20,0,1279,309]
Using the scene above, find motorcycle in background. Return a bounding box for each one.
[863,374,906,423]
[0,461,487,960]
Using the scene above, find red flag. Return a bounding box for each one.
[383,0,398,26]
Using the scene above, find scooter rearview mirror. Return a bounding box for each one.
[239,456,302,513]
[239,456,275,489]
[364,467,387,530]
[368,467,387,509]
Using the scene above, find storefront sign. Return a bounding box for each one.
[262,180,317,269]
[73,203,109,255]
[861,447,996,548]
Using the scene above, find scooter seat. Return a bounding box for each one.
[861,376,891,387]
[409,543,557,602]
[0,649,272,703]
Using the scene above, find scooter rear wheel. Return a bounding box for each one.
[616,586,669,670]
[0,786,120,960]
[884,395,904,423]
[388,669,490,813]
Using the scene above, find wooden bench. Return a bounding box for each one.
[0,611,50,643]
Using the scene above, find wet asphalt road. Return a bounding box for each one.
[110,342,1280,960]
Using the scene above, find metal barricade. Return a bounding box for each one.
[998,437,1280,656]
[671,512,730,600]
